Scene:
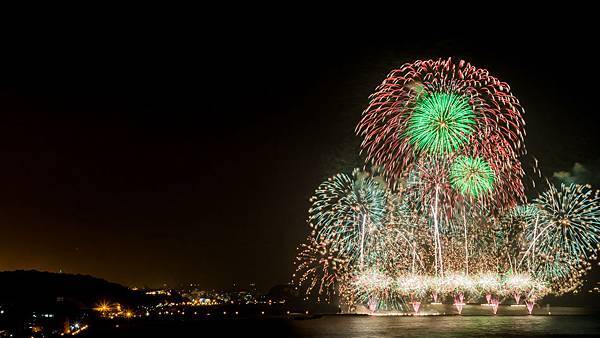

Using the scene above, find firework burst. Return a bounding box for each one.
[292,236,349,302]
[292,59,600,314]
[524,184,600,293]
[405,92,475,155]
[308,169,387,266]
[449,156,495,198]
[356,58,526,208]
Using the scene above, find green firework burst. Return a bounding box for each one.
[405,92,475,154]
[449,156,495,198]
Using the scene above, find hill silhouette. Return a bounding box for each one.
[0,270,148,309]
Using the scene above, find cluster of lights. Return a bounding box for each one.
[94,302,135,319]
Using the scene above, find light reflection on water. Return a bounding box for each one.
[289,315,600,337]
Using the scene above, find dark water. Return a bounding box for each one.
[289,315,600,337]
[84,313,600,337]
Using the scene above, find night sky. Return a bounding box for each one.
[1,21,598,290]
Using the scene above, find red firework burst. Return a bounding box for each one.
[356,58,526,210]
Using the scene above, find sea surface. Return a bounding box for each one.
[288,315,600,337]
[83,311,600,337]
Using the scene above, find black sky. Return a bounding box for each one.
[0,19,598,290]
